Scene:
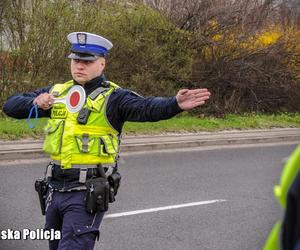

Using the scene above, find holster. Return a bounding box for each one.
[107,171,121,202]
[34,178,48,215]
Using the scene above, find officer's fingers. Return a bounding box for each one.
[34,94,51,108]
[39,93,50,104]
[194,95,210,102]
[47,94,55,105]
[40,102,51,110]
[190,88,208,94]
[194,100,206,107]
[44,95,53,107]
[34,95,44,106]
[39,98,48,106]
[184,92,209,102]
[193,92,211,99]
[191,89,211,96]
[186,89,208,95]
[38,103,46,110]
[182,90,211,101]
[193,96,210,105]
[35,93,45,102]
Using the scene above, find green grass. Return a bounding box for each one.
[0,117,49,140]
[1,113,300,140]
[123,113,300,134]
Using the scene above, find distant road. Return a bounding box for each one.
[0,143,296,250]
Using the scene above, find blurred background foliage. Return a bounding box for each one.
[1,0,300,116]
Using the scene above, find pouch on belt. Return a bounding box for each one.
[85,177,109,214]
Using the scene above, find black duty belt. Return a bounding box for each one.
[51,160,99,169]
[46,162,102,184]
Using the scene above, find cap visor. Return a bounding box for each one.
[68,52,98,61]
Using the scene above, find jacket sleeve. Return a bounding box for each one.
[3,86,52,119]
[107,88,183,129]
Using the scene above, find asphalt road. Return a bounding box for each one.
[0,143,296,250]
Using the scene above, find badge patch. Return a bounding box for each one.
[51,107,67,119]
[77,33,87,45]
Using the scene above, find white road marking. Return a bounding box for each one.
[104,199,226,219]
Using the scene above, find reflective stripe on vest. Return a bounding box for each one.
[43,80,120,169]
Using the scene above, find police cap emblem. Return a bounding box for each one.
[77,33,87,45]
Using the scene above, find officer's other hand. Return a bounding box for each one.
[176,88,211,111]
[33,93,54,110]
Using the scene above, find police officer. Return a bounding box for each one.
[3,32,211,250]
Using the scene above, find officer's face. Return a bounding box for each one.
[71,57,106,85]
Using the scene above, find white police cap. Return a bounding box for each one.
[67,32,113,61]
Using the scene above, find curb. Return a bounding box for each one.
[0,128,300,160]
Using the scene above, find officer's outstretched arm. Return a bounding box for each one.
[3,86,52,119]
[115,88,210,123]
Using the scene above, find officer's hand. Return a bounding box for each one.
[33,93,54,110]
[176,88,211,110]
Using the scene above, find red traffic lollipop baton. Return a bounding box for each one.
[53,85,86,113]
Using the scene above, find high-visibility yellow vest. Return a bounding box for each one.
[42,80,120,169]
[264,145,300,250]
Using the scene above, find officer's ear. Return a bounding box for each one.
[98,57,106,69]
